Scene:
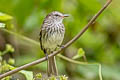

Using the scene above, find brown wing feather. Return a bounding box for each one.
[39,28,43,50]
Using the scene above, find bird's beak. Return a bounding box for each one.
[63,14,69,17]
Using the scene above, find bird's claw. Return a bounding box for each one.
[57,45,65,49]
[45,53,49,60]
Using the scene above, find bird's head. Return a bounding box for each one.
[45,11,69,24]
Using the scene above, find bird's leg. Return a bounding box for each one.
[49,51,58,76]
[52,56,58,76]
[43,50,52,77]
[45,52,48,60]
[45,53,52,77]
[44,50,58,76]
[48,57,53,76]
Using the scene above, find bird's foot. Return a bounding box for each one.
[45,53,49,60]
[57,45,65,49]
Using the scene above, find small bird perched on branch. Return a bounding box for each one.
[39,11,69,76]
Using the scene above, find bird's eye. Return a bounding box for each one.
[55,14,59,16]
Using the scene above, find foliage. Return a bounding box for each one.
[0,0,120,80]
[20,70,33,80]
[0,12,13,21]
[72,48,85,59]
[33,74,68,80]
[0,44,34,80]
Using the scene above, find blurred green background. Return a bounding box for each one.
[0,0,120,80]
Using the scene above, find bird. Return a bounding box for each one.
[39,11,69,76]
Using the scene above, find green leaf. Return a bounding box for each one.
[20,70,33,80]
[35,73,42,79]
[8,58,15,65]
[6,44,14,53]
[0,23,5,28]
[59,75,68,80]
[1,64,33,80]
[72,48,85,59]
[50,76,56,80]
[0,12,13,21]
[7,64,16,70]
[1,44,14,56]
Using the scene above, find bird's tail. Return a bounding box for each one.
[47,56,58,76]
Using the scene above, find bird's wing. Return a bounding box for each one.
[39,23,47,50]
[39,24,45,50]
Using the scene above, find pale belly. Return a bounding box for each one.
[42,31,64,51]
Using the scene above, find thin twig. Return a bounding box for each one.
[99,64,102,80]
[2,29,40,46]
[0,0,112,79]
[83,55,87,62]
[58,54,98,65]
[57,54,103,80]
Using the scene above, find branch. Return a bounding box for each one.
[57,54,103,80]
[0,0,112,79]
